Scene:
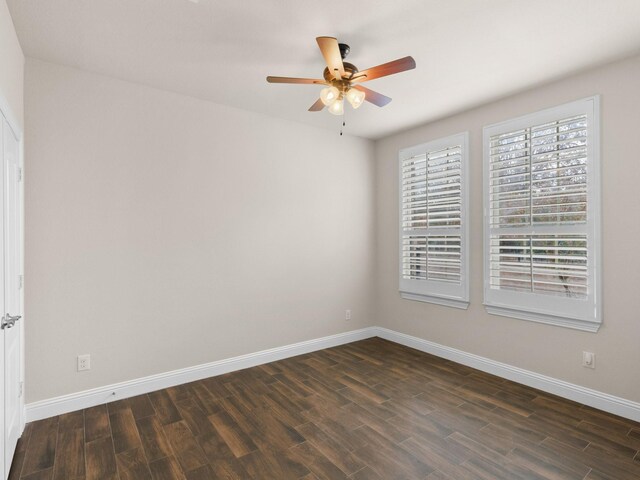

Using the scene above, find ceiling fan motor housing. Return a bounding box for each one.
[323,62,359,87]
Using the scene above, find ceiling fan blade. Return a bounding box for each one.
[266,76,325,84]
[353,85,392,107]
[308,98,325,112]
[316,36,345,80]
[350,56,416,83]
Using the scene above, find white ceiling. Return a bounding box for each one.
[8,0,640,139]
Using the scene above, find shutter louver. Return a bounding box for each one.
[402,144,462,284]
[490,234,587,299]
[427,235,461,283]
[531,117,587,225]
[489,129,531,227]
[489,235,531,292]
[532,235,587,298]
[427,146,462,228]
[402,235,427,280]
[402,154,427,230]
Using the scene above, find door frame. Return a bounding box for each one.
[15,120,24,438]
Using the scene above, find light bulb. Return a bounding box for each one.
[346,88,366,109]
[320,86,340,106]
[328,99,344,115]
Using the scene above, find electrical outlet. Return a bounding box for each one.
[345,309,351,321]
[77,354,91,372]
[582,351,595,369]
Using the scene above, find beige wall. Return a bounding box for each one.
[24,52,640,406]
[24,59,375,403]
[0,0,23,130]
[375,54,640,402]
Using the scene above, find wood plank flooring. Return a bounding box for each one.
[9,338,640,479]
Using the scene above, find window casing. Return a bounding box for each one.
[399,132,469,309]
[483,97,601,331]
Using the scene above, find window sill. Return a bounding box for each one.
[484,304,601,333]
[401,292,469,310]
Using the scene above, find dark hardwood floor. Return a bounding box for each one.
[9,338,640,479]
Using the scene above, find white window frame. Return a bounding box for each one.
[483,96,602,332]
[399,132,470,309]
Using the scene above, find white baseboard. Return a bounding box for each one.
[372,327,640,423]
[25,328,376,422]
[26,326,640,424]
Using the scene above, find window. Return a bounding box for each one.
[483,97,601,331]
[399,132,469,309]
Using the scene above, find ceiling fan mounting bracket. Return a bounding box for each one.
[338,43,350,60]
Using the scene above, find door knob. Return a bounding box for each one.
[1,314,21,330]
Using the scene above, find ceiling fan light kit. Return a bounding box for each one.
[320,85,340,106]
[266,36,416,127]
[328,98,344,116]
[345,88,365,109]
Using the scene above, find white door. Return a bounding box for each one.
[0,113,5,480]
[1,117,22,479]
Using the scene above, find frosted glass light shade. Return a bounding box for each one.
[346,88,366,109]
[320,86,340,106]
[328,99,344,115]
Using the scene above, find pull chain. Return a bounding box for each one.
[340,108,346,136]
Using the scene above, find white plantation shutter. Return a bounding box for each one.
[489,234,588,298]
[399,133,469,309]
[483,97,601,331]
[489,116,588,228]
[401,147,462,282]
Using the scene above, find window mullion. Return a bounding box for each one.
[425,151,430,280]
[529,234,534,293]
[528,127,533,227]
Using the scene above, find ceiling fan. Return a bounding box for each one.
[266,36,416,115]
